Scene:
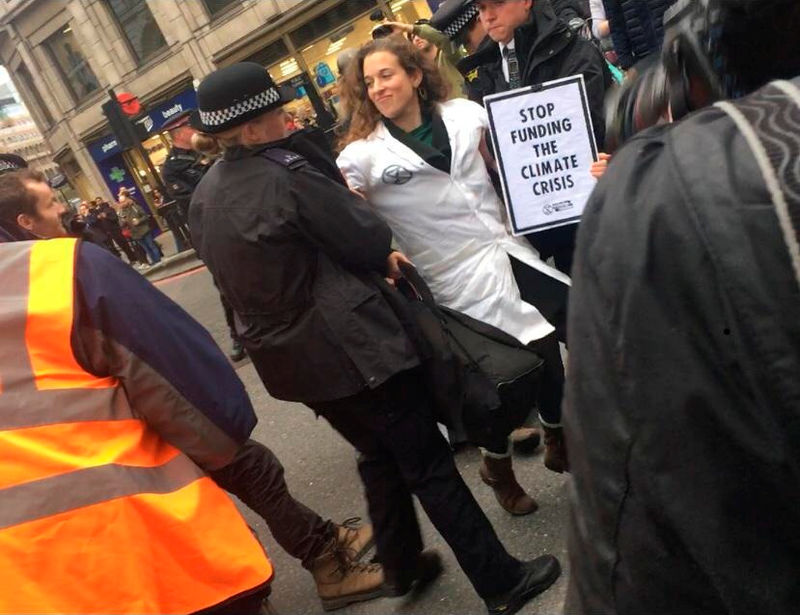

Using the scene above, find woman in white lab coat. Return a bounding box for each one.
[337,36,570,517]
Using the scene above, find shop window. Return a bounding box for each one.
[387,0,434,24]
[241,38,290,68]
[202,0,239,18]
[45,25,100,103]
[289,0,377,49]
[103,0,167,64]
[15,64,54,127]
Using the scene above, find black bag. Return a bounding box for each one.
[388,264,544,449]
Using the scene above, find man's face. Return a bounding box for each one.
[17,180,67,238]
[477,0,532,44]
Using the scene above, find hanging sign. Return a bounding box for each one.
[485,75,598,235]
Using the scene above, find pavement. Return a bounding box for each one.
[154,260,571,615]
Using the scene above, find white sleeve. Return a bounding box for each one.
[590,0,606,38]
[336,145,369,194]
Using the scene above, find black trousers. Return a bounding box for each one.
[209,440,334,570]
[510,254,569,344]
[311,369,521,600]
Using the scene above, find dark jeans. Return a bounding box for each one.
[311,369,522,600]
[136,232,162,264]
[209,440,335,570]
[106,225,139,263]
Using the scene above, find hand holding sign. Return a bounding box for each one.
[485,75,598,235]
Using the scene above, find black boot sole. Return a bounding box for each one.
[488,560,562,615]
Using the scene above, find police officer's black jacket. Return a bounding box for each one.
[564,78,800,614]
[458,0,610,147]
[162,146,209,208]
[189,142,419,403]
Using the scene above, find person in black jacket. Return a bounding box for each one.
[459,0,611,277]
[189,61,562,615]
[565,1,800,613]
[602,0,673,70]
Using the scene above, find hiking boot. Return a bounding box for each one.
[485,555,561,615]
[311,535,384,611]
[335,517,374,561]
[229,339,246,362]
[383,550,444,597]
[509,427,542,454]
[543,426,569,473]
[479,456,539,516]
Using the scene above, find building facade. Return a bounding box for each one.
[0,0,434,211]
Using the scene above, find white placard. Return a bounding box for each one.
[485,75,598,235]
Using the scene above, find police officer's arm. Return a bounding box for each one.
[71,242,256,471]
[289,164,394,274]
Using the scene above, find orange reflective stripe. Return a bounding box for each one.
[0,478,273,614]
[25,239,115,390]
[0,420,180,490]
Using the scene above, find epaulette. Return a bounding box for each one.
[466,68,479,83]
[260,148,308,170]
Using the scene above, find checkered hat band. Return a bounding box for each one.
[0,160,20,171]
[199,87,281,127]
[443,5,478,38]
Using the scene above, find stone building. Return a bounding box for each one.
[0,0,434,209]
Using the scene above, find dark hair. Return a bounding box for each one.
[716,0,800,95]
[340,36,449,148]
[0,169,48,223]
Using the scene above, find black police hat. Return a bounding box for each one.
[161,109,194,132]
[191,62,290,134]
[431,0,479,40]
[0,153,28,174]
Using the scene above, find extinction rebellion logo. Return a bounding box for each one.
[381,165,413,185]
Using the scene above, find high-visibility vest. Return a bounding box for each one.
[0,238,273,614]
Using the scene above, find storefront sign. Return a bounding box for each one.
[485,75,598,235]
[134,88,197,135]
[93,152,141,202]
[88,134,122,162]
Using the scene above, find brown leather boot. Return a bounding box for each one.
[543,426,569,473]
[479,455,539,516]
[509,426,542,454]
[335,517,374,561]
[311,531,384,611]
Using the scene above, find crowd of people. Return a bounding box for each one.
[0,0,798,613]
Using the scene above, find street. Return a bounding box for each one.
[156,266,571,615]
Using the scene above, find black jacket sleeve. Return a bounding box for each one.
[290,164,394,274]
[602,0,633,68]
[564,39,610,147]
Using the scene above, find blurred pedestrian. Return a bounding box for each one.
[91,196,142,264]
[0,169,377,615]
[117,188,161,267]
[565,0,800,613]
[338,38,570,516]
[189,61,562,615]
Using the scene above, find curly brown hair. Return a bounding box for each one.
[339,36,450,149]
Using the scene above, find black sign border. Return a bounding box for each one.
[485,75,598,235]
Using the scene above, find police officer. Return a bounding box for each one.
[456,0,611,278]
[161,109,246,361]
[161,110,203,251]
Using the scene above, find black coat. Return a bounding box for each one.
[162,146,210,212]
[564,80,800,614]
[458,0,610,147]
[602,0,672,69]
[189,143,419,403]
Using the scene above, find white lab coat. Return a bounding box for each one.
[337,98,570,344]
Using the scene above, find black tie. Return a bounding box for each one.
[503,46,521,89]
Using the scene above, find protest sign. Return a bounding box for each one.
[485,75,598,235]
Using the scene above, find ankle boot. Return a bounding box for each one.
[310,533,384,611]
[479,455,539,516]
[543,426,569,473]
[335,517,374,561]
[509,426,542,454]
[485,555,561,615]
